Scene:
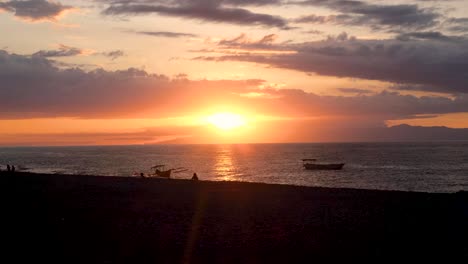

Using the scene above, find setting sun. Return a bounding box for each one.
[206,113,247,130]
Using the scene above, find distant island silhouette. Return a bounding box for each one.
[155,124,468,144]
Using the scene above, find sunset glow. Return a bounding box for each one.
[1,0,468,145]
[206,113,247,131]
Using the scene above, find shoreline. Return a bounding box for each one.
[4,171,467,262]
[7,170,465,194]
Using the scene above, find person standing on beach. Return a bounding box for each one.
[11,165,15,173]
[7,164,11,172]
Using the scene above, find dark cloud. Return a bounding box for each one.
[295,14,352,24]
[396,31,466,43]
[445,17,468,33]
[97,1,457,32]
[303,29,323,35]
[338,88,373,94]
[32,46,125,60]
[261,88,468,119]
[195,33,468,94]
[219,33,279,47]
[100,50,125,60]
[0,0,73,21]
[32,45,84,58]
[213,33,294,54]
[0,50,264,119]
[257,34,278,45]
[96,0,282,6]
[219,0,282,5]
[134,31,198,38]
[325,31,355,42]
[294,1,440,31]
[101,1,290,29]
[1,50,468,122]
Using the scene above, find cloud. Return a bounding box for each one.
[195,33,468,94]
[213,33,295,55]
[338,88,373,94]
[32,44,84,58]
[96,0,283,7]
[255,89,468,120]
[396,31,466,43]
[219,33,279,46]
[100,50,125,60]
[101,1,290,29]
[1,50,468,123]
[0,0,73,22]
[294,1,440,32]
[31,46,125,60]
[0,50,266,119]
[294,14,363,28]
[303,29,323,35]
[97,1,464,33]
[0,126,199,146]
[445,17,468,33]
[134,31,198,38]
[219,0,282,5]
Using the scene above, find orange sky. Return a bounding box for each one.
[1,0,468,145]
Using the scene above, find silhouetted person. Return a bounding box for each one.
[7,164,11,172]
[192,173,198,181]
[140,172,145,178]
[11,165,15,173]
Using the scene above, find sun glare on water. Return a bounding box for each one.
[206,112,247,130]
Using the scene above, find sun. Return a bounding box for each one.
[206,112,247,130]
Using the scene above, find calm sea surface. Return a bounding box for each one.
[1,143,467,193]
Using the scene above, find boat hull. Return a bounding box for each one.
[303,163,345,170]
[150,169,171,178]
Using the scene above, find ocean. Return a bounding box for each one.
[1,142,467,193]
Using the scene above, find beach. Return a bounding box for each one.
[3,171,467,263]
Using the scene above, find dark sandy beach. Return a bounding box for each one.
[3,171,467,263]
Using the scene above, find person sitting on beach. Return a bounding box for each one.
[191,173,199,181]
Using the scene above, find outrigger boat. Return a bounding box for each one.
[302,159,345,170]
[135,165,188,179]
[148,165,188,178]
[151,165,172,178]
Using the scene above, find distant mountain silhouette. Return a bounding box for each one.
[318,124,468,142]
[324,124,468,142]
[380,124,468,141]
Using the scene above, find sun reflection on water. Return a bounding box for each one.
[214,145,235,181]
